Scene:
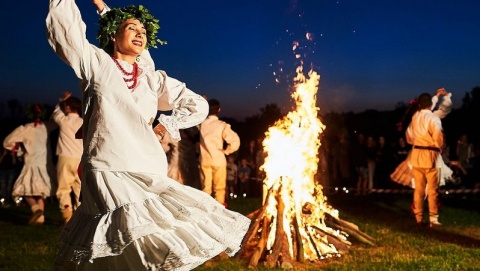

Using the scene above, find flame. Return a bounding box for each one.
[261,65,346,260]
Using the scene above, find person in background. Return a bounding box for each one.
[456,133,473,170]
[365,135,377,191]
[243,139,260,196]
[3,104,56,225]
[391,88,452,189]
[331,130,351,188]
[255,136,266,181]
[162,127,202,189]
[375,135,395,189]
[51,91,83,225]
[468,144,480,190]
[0,147,18,206]
[390,137,411,189]
[199,98,240,205]
[406,92,444,228]
[253,137,267,198]
[226,154,238,199]
[47,0,250,269]
[240,139,258,179]
[455,133,473,187]
[237,158,252,198]
[393,137,411,166]
[352,132,368,195]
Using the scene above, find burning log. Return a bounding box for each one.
[264,188,293,268]
[292,216,304,262]
[324,214,375,246]
[236,189,273,266]
[311,226,350,254]
[248,215,270,267]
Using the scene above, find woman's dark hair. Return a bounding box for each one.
[396,99,418,132]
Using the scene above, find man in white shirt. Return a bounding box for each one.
[199,99,240,205]
[52,92,83,225]
[406,92,444,227]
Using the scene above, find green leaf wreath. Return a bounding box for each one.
[97,5,166,54]
[24,103,48,121]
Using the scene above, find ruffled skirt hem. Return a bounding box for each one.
[54,170,250,271]
[11,164,53,199]
[390,155,453,188]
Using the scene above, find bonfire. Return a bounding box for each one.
[235,64,374,268]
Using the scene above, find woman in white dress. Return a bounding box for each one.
[46,0,250,270]
[390,88,454,188]
[3,104,56,225]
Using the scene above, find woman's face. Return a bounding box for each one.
[114,18,147,56]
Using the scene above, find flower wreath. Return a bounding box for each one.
[97,5,166,55]
[24,103,48,121]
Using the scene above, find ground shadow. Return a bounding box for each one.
[328,193,480,248]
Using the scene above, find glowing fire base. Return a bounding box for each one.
[235,69,374,268]
[235,187,375,268]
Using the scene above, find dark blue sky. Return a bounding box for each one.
[2,0,479,120]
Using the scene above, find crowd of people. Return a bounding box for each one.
[342,129,480,193]
[2,90,479,215]
[2,88,480,206]
[0,94,266,216]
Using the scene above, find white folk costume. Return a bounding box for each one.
[3,121,56,200]
[46,0,250,270]
[199,114,241,204]
[52,103,84,222]
[390,93,453,188]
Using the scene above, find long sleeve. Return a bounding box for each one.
[3,126,25,150]
[222,124,240,155]
[433,93,453,119]
[47,0,102,83]
[156,72,208,141]
[51,105,84,158]
[51,104,67,124]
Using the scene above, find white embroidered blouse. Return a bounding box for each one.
[46,0,208,174]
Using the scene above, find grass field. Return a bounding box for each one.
[1,193,479,271]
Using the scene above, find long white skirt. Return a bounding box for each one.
[54,170,250,271]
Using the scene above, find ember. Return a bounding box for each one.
[235,65,374,268]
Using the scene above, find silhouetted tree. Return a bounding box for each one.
[454,86,480,143]
[7,99,21,117]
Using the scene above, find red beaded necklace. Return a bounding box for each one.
[112,57,139,90]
